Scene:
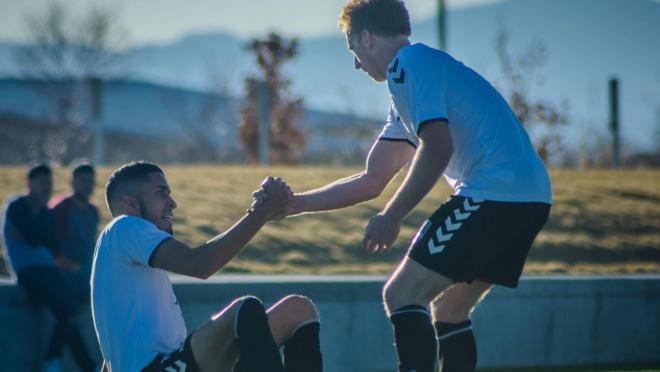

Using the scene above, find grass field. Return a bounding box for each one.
[1,166,658,275]
[479,366,660,372]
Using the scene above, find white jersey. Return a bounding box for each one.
[91,215,187,372]
[381,43,552,204]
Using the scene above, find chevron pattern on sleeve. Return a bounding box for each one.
[388,58,406,84]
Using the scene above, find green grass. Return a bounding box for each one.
[1,166,659,275]
[479,366,660,372]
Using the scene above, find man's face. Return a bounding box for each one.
[28,174,53,206]
[73,172,95,201]
[137,172,177,234]
[347,32,387,82]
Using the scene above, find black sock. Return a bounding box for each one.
[65,323,95,372]
[234,297,284,372]
[389,305,438,372]
[435,319,477,372]
[46,321,66,360]
[283,320,322,372]
[48,320,94,372]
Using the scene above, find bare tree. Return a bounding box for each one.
[158,93,222,162]
[495,28,568,164]
[17,2,126,80]
[239,32,306,164]
[13,2,127,163]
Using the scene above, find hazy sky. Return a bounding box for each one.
[0,0,508,46]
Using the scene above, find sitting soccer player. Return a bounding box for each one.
[91,161,322,372]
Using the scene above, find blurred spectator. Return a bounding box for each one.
[1,164,95,372]
[50,163,99,302]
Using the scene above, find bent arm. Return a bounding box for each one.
[7,202,38,246]
[149,210,269,279]
[292,139,415,215]
[150,179,290,279]
[382,121,453,221]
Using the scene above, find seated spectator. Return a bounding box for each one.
[1,164,96,372]
[50,163,99,302]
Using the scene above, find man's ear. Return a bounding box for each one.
[361,29,373,49]
[120,194,140,215]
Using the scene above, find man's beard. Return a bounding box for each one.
[138,199,174,236]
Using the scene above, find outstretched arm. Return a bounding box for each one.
[259,139,414,217]
[149,178,291,279]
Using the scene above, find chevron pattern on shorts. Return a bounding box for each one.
[165,360,187,372]
[428,198,484,255]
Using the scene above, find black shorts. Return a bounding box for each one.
[142,334,200,372]
[408,196,551,288]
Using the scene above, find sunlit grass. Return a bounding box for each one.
[1,166,658,275]
[479,365,660,372]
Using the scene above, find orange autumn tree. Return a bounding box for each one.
[239,32,305,164]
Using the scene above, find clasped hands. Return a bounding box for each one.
[249,177,294,220]
[249,176,402,254]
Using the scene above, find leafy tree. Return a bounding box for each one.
[239,32,305,164]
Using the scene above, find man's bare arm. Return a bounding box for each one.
[149,210,269,279]
[290,139,415,215]
[382,122,453,221]
[149,179,289,279]
[362,122,453,253]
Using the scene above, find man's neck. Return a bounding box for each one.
[379,37,411,73]
[26,193,45,212]
[72,193,90,208]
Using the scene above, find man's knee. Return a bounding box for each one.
[51,292,81,321]
[432,296,473,323]
[431,285,490,323]
[278,295,319,325]
[382,276,427,315]
[382,279,398,314]
[234,296,268,339]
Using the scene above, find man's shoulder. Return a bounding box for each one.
[49,194,72,210]
[399,43,445,64]
[388,44,444,86]
[105,215,155,234]
[90,203,100,217]
[5,194,26,208]
[4,195,27,215]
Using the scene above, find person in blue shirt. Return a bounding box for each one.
[2,164,95,372]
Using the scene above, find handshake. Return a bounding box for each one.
[248,176,295,220]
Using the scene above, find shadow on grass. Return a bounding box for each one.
[602,187,660,204]
[542,208,658,238]
[235,235,405,266]
[528,242,660,263]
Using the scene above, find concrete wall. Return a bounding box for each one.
[1,275,659,371]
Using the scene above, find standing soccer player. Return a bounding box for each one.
[256,1,552,371]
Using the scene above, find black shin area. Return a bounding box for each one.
[435,319,477,372]
[389,305,438,372]
[48,319,95,372]
[283,320,322,372]
[233,296,284,372]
